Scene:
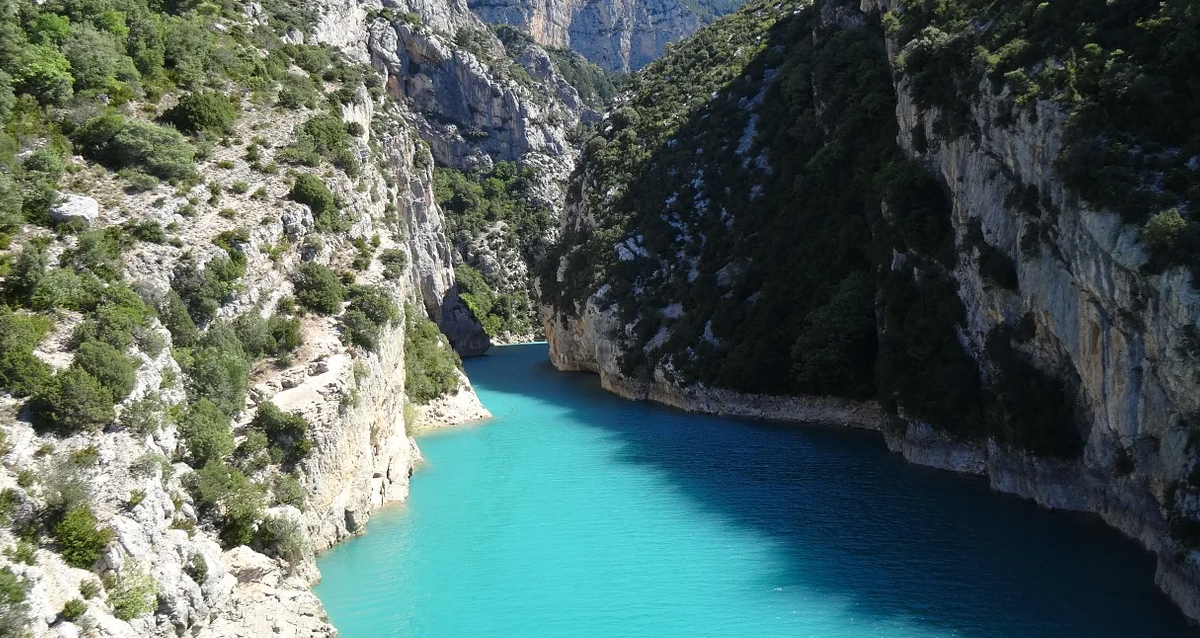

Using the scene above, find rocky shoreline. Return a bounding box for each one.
[543,300,1200,624]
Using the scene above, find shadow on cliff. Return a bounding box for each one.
[464,344,1198,637]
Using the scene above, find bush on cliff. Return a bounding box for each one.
[249,402,312,469]
[162,91,238,135]
[292,262,344,315]
[179,399,235,468]
[404,305,461,404]
[53,506,114,569]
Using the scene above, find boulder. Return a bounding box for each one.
[49,194,100,226]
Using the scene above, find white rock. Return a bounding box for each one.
[49,194,100,226]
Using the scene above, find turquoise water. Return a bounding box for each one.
[315,343,1197,637]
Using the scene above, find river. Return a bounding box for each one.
[314,343,1196,637]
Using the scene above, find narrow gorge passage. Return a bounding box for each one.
[315,344,1196,637]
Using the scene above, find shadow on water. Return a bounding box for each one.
[465,344,1199,638]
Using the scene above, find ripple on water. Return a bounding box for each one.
[315,344,1198,638]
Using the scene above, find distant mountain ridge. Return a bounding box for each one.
[467,0,746,72]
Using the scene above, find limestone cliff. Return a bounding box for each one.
[342,1,587,350]
[467,0,744,72]
[543,0,1200,622]
[0,22,495,638]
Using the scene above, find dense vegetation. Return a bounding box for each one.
[434,162,550,338]
[404,304,463,404]
[491,25,621,109]
[889,0,1200,277]
[548,0,1086,457]
[546,0,896,397]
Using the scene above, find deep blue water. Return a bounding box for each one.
[314,343,1197,637]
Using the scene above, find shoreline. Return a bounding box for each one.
[551,357,1200,626]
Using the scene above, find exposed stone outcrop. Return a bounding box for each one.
[48,194,100,227]
[468,0,737,72]
[545,299,884,429]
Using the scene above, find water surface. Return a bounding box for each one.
[315,343,1196,637]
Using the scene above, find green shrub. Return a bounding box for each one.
[404,306,461,403]
[178,399,234,467]
[106,563,157,621]
[277,74,319,109]
[255,513,308,563]
[172,253,242,325]
[29,268,102,312]
[0,172,23,233]
[233,429,270,473]
[74,110,196,181]
[186,325,251,416]
[60,598,87,622]
[125,220,168,244]
[790,272,876,398]
[288,174,343,231]
[340,285,398,350]
[232,312,272,358]
[271,473,306,510]
[184,460,264,547]
[250,402,312,468]
[12,43,74,104]
[163,91,238,134]
[4,540,37,565]
[268,314,302,354]
[876,267,984,436]
[65,227,128,282]
[292,262,344,314]
[160,289,201,347]
[3,242,48,303]
[79,579,101,599]
[184,553,208,584]
[54,506,115,569]
[72,340,139,401]
[280,114,360,175]
[36,367,116,433]
[379,248,407,279]
[0,567,31,637]
[61,24,138,96]
[71,286,153,351]
[1141,208,1200,275]
[0,309,53,398]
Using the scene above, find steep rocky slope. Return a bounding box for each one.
[325,0,590,351]
[544,0,1200,622]
[467,0,744,72]
[0,0,583,633]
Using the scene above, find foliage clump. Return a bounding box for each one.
[163,91,238,135]
[288,174,344,231]
[292,262,344,314]
[178,399,235,468]
[404,305,461,403]
[54,506,115,569]
[249,402,312,469]
[74,110,196,182]
[339,285,398,351]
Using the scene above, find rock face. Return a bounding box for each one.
[328,0,587,353]
[0,29,496,638]
[468,0,742,72]
[544,0,1200,622]
[859,0,1200,619]
[544,299,884,429]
